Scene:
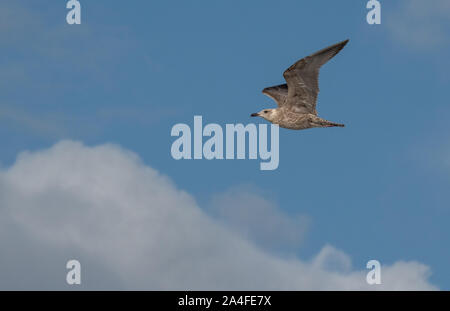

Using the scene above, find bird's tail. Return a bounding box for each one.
[329,122,345,127]
[315,117,345,128]
[323,121,345,127]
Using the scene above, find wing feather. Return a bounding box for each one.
[262,83,288,106]
[282,39,349,114]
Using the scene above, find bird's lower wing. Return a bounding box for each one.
[262,83,288,107]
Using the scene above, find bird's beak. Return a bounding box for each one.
[250,113,259,117]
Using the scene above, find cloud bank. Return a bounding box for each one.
[208,186,309,255]
[0,141,437,290]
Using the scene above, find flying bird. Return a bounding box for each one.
[251,39,349,130]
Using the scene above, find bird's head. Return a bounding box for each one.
[251,108,277,122]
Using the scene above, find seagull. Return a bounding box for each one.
[251,39,348,130]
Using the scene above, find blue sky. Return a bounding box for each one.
[1,0,450,289]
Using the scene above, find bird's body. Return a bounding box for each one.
[251,39,348,130]
[265,109,344,130]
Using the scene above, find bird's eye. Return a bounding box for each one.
[264,111,268,114]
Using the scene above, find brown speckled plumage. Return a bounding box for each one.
[251,39,348,130]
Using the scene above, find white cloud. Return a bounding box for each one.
[0,141,438,290]
[209,186,309,254]
[386,0,450,49]
[312,245,352,273]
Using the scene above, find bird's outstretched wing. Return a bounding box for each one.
[282,39,349,115]
[262,83,288,107]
